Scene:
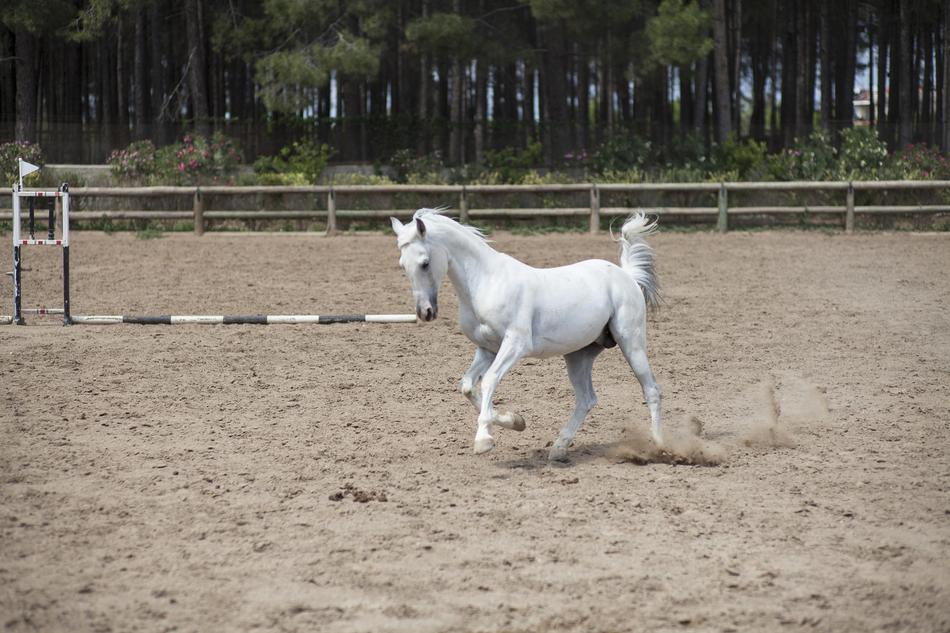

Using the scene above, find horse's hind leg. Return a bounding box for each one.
[549,344,603,462]
[460,347,525,432]
[610,309,663,446]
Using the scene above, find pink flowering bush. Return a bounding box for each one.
[893,143,950,181]
[1,140,44,186]
[108,140,157,181]
[109,133,241,184]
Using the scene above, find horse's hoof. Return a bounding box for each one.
[508,413,526,432]
[473,436,495,454]
[548,446,569,462]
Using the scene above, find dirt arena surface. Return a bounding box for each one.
[2,226,949,633]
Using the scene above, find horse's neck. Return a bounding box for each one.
[440,229,504,306]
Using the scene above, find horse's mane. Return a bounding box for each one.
[412,207,490,246]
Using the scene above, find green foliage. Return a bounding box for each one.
[767,129,838,181]
[404,12,477,58]
[256,36,378,112]
[0,141,44,187]
[836,127,889,179]
[389,150,447,184]
[713,138,768,179]
[329,173,397,186]
[647,0,712,66]
[482,142,544,184]
[591,134,652,173]
[592,168,645,184]
[253,140,333,184]
[135,227,165,240]
[2,0,77,35]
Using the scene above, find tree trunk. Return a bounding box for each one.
[878,5,890,144]
[149,1,166,143]
[417,53,429,153]
[769,37,779,147]
[819,1,831,130]
[693,54,709,136]
[474,58,487,164]
[780,1,797,147]
[541,21,570,164]
[922,28,933,144]
[795,0,809,138]
[134,7,148,139]
[524,63,537,147]
[750,20,768,142]
[0,31,14,125]
[711,0,732,141]
[14,31,37,142]
[184,0,210,137]
[680,65,693,138]
[898,0,913,147]
[732,0,742,134]
[868,21,875,127]
[578,51,590,149]
[116,19,129,147]
[942,0,949,151]
[449,57,462,164]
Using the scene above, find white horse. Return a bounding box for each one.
[391,209,663,461]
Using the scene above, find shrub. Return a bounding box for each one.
[389,149,447,184]
[892,143,950,180]
[253,139,332,184]
[768,129,837,180]
[168,132,242,184]
[482,141,543,183]
[0,140,44,186]
[836,127,888,180]
[328,173,397,185]
[108,133,242,184]
[108,140,157,182]
[591,133,652,174]
[713,137,769,179]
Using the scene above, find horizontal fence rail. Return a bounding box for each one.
[1,181,947,234]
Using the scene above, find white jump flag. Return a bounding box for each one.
[18,158,40,186]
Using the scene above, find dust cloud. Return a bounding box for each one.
[610,375,830,465]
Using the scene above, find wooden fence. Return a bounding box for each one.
[2,181,948,235]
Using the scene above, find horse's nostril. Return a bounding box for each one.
[425,307,433,321]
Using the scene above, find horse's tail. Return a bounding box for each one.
[614,212,660,310]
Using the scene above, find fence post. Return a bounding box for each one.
[589,184,600,234]
[459,186,469,223]
[193,188,204,236]
[845,181,855,233]
[326,187,337,236]
[717,183,728,233]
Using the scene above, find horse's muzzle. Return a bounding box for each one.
[416,300,438,322]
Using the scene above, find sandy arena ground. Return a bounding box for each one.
[1,226,948,633]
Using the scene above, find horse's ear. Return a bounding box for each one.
[390,217,404,234]
[415,217,427,237]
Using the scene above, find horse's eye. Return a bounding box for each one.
[421,261,430,270]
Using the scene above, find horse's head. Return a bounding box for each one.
[391,215,448,322]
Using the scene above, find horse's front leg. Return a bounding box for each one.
[460,347,525,432]
[473,336,527,454]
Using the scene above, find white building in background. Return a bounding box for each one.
[853,88,881,125]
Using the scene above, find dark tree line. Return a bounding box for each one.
[1,0,948,164]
